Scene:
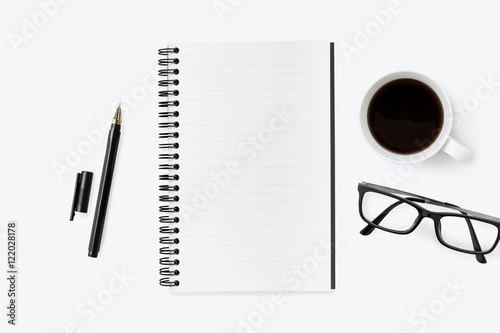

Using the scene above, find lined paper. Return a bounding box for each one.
[164,42,332,292]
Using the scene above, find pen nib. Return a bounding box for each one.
[112,104,122,125]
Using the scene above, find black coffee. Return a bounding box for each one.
[367,78,444,155]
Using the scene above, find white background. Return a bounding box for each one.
[1,0,500,332]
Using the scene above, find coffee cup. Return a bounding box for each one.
[360,72,471,164]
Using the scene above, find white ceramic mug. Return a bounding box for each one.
[360,72,472,164]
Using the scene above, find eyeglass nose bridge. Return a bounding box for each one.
[411,211,441,232]
[420,210,436,219]
[418,213,444,232]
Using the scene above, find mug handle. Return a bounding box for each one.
[441,137,472,162]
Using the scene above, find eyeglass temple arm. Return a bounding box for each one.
[445,203,487,264]
[422,201,486,262]
[360,198,487,263]
[362,183,434,203]
[465,218,487,263]
[360,198,424,236]
[362,183,500,223]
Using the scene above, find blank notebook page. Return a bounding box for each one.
[170,41,332,292]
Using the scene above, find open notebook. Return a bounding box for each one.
[158,41,334,292]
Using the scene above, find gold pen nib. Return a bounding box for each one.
[112,104,122,125]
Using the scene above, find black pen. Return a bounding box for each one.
[88,105,122,258]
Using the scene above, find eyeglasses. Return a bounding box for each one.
[358,182,500,263]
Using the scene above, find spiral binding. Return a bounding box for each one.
[158,47,180,287]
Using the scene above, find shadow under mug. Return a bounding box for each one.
[360,72,472,164]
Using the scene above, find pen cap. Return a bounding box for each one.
[70,171,93,221]
[76,171,93,212]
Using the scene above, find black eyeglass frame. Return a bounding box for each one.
[358,182,500,263]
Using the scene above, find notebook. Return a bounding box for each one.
[158,41,334,292]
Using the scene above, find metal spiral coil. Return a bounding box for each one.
[159,153,179,160]
[158,47,180,287]
[159,100,180,107]
[159,175,179,181]
[159,111,180,118]
[159,216,180,223]
[159,122,180,128]
[159,185,179,191]
[160,206,180,213]
[159,164,179,170]
[159,79,179,87]
[159,90,179,97]
[159,132,179,139]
